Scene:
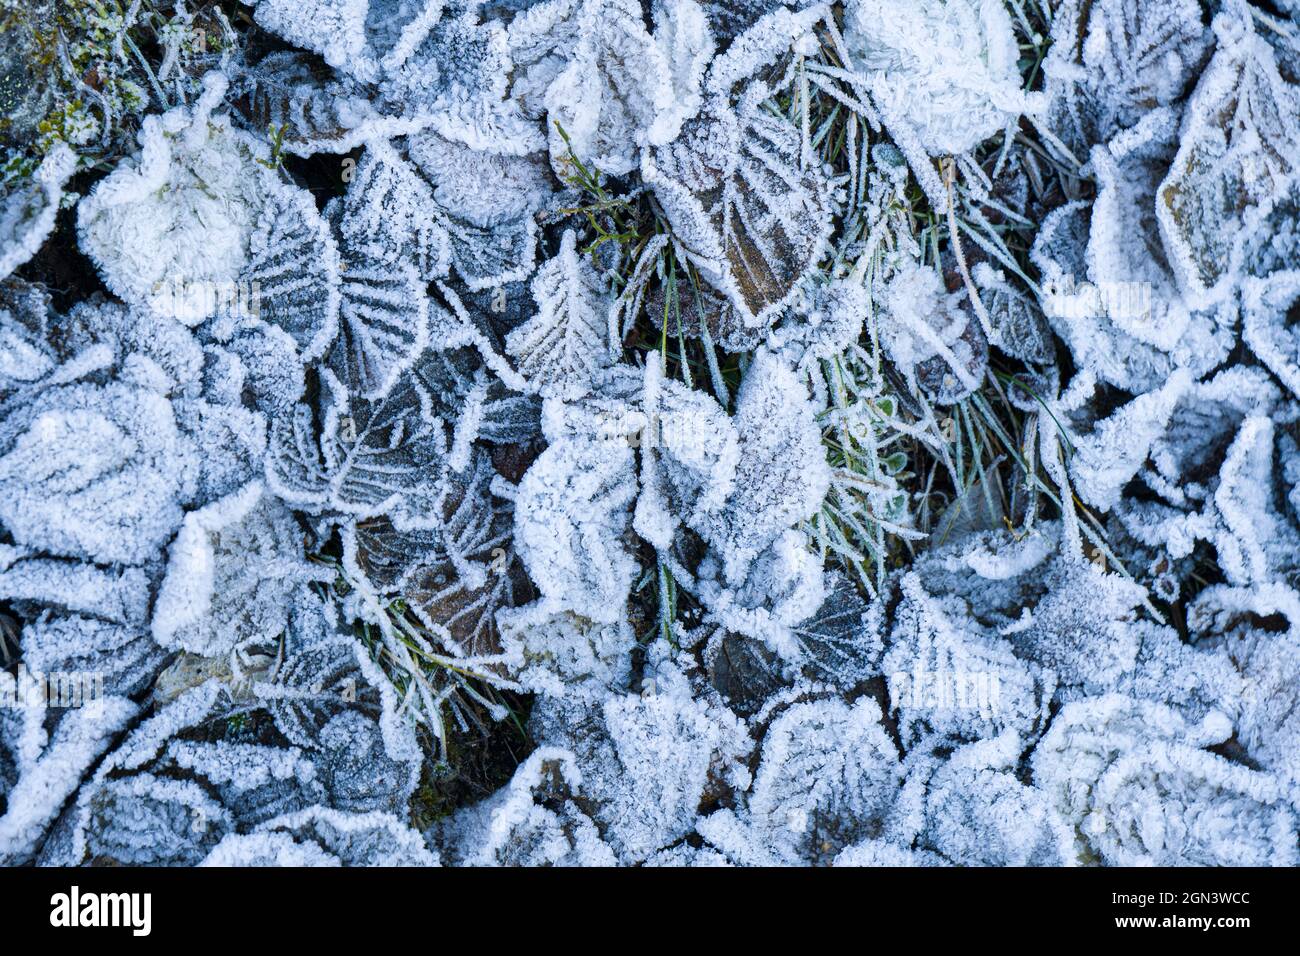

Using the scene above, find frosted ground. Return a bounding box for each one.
[1,0,1300,867]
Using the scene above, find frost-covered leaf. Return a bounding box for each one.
[845,0,1039,155]
[77,78,294,325]
[228,51,405,155]
[233,178,342,362]
[0,550,152,627]
[1035,109,1236,392]
[0,378,197,566]
[529,679,751,861]
[1242,270,1300,399]
[645,91,835,328]
[1081,743,1298,866]
[246,0,445,84]
[439,748,617,865]
[1070,368,1191,511]
[266,352,449,524]
[1044,0,1212,152]
[513,431,638,623]
[974,265,1055,366]
[917,732,1073,866]
[1157,9,1300,303]
[510,0,710,176]
[337,137,537,291]
[206,807,437,866]
[770,280,870,369]
[0,145,74,281]
[162,739,325,828]
[879,261,988,404]
[746,697,901,864]
[882,572,1054,746]
[692,350,830,582]
[337,248,431,401]
[0,685,137,865]
[0,280,57,395]
[382,11,543,154]
[153,482,323,657]
[697,529,826,661]
[84,773,233,866]
[497,600,635,698]
[1117,367,1295,586]
[407,129,553,229]
[346,448,527,657]
[1188,583,1300,785]
[506,230,614,399]
[635,355,739,548]
[21,614,167,699]
[790,570,880,688]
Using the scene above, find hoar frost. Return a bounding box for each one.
[3,0,1300,869]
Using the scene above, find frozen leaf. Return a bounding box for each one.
[153,482,323,657]
[1118,368,1294,586]
[878,261,988,404]
[212,807,437,866]
[316,710,421,814]
[228,51,405,155]
[1242,270,1300,399]
[1086,743,1298,866]
[845,0,1039,155]
[439,748,617,866]
[260,635,370,749]
[84,773,233,866]
[918,732,1073,866]
[338,138,537,291]
[1070,368,1191,511]
[509,0,709,177]
[1188,583,1300,784]
[0,280,57,394]
[645,92,836,328]
[266,353,450,525]
[345,449,526,657]
[408,130,553,229]
[513,432,638,623]
[336,139,450,282]
[791,570,881,688]
[747,697,901,864]
[21,614,167,698]
[703,629,787,716]
[697,529,826,661]
[246,0,445,84]
[506,230,614,399]
[0,685,137,865]
[883,572,1054,747]
[0,145,74,281]
[771,280,870,369]
[693,350,830,582]
[76,78,292,325]
[529,682,751,862]
[0,551,152,627]
[162,739,325,828]
[234,178,342,363]
[1044,0,1212,152]
[497,600,635,698]
[0,377,197,566]
[974,265,1055,366]
[1157,8,1300,303]
[337,248,432,401]
[383,11,543,154]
